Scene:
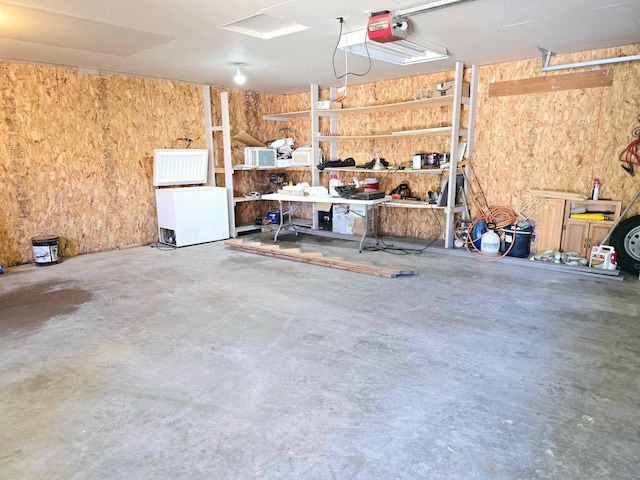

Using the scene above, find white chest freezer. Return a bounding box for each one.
[153,149,230,247]
[155,186,229,247]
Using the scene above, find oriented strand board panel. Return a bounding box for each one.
[211,72,467,242]
[209,87,310,170]
[488,69,613,97]
[226,46,637,245]
[474,44,640,246]
[5,44,633,266]
[209,86,312,228]
[0,61,205,266]
[315,69,467,242]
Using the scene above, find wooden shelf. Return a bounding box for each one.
[315,126,452,141]
[263,96,464,121]
[319,167,444,174]
[324,96,457,115]
[565,219,616,225]
[382,200,446,210]
[218,166,313,173]
[234,196,262,204]
[243,63,477,248]
[236,224,261,233]
[263,109,310,121]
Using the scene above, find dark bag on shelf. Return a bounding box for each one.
[317,157,356,170]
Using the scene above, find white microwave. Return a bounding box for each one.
[244,147,277,167]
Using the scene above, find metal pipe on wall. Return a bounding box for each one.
[542,54,640,73]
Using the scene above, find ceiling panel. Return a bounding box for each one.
[504,1,640,53]
[262,0,405,29]
[0,0,637,93]
[0,2,175,55]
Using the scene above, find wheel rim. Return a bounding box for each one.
[623,225,640,261]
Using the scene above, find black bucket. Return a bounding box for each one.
[32,235,60,266]
[501,226,533,258]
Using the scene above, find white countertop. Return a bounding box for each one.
[262,193,391,205]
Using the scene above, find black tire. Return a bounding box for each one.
[610,214,640,274]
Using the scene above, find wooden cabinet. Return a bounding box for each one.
[561,200,622,257]
[536,198,566,251]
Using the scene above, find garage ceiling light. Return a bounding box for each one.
[234,64,246,85]
[337,30,448,65]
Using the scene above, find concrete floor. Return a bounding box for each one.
[1,234,639,480]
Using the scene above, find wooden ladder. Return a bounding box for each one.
[457,159,490,219]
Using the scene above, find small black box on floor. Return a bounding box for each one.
[317,203,332,231]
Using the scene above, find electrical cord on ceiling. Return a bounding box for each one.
[332,17,372,79]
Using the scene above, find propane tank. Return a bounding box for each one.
[480,225,500,255]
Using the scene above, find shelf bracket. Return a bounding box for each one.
[538,47,554,75]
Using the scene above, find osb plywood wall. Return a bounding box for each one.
[4,43,637,266]
[209,87,310,228]
[319,45,640,239]
[211,44,640,240]
[475,44,640,223]
[318,70,471,239]
[0,61,205,266]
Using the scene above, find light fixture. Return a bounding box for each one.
[337,30,448,66]
[233,64,246,85]
[396,0,475,16]
[220,13,309,40]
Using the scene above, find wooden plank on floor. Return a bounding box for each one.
[224,239,417,278]
[488,69,613,97]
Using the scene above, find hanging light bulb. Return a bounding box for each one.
[233,64,246,85]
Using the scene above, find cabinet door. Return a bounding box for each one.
[562,221,589,256]
[589,223,613,249]
[537,198,566,251]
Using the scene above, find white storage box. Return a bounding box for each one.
[332,204,354,234]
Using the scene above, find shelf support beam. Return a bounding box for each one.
[311,84,321,230]
[203,85,215,186]
[220,92,236,237]
[444,61,465,248]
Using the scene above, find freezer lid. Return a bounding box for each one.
[153,149,209,186]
